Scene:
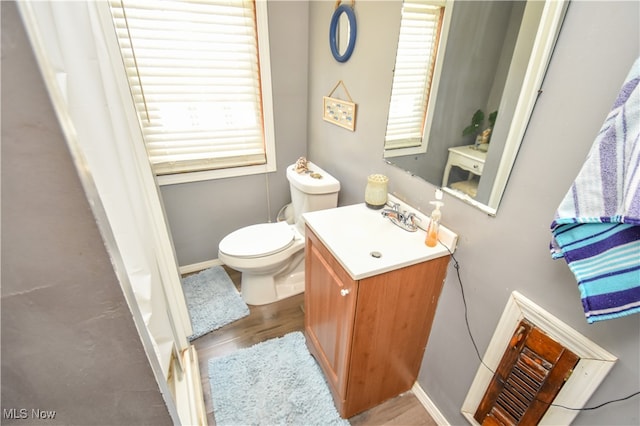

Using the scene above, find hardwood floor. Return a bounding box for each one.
[191,266,438,426]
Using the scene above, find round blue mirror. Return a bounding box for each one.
[329,4,357,63]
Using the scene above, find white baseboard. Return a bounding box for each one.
[179,258,222,275]
[412,382,450,426]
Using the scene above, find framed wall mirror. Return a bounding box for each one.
[383,0,569,215]
[330,3,357,62]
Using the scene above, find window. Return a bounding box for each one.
[384,0,447,157]
[109,0,275,183]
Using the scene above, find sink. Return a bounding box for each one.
[303,195,457,280]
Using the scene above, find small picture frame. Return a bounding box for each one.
[323,80,357,131]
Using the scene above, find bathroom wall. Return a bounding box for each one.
[160,1,310,268]
[1,2,172,424]
[308,1,639,425]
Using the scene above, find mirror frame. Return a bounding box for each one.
[329,4,357,62]
[385,0,569,216]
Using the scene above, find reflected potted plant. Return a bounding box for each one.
[462,109,497,150]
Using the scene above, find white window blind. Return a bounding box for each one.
[109,0,268,176]
[385,1,444,150]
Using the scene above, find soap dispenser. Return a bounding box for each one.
[425,190,444,247]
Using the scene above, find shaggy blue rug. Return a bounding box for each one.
[208,331,348,426]
[182,266,249,341]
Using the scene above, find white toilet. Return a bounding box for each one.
[218,161,340,305]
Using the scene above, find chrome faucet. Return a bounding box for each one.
[381,202,402,220]
[381,203,420,232]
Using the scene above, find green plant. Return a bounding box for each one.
[462,109,498,137]
[488,110,498,129]
[462,109,484,137]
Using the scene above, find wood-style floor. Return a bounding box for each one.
[191,266,439,426]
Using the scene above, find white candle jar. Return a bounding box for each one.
[365,174,389,209]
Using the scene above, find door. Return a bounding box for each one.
[304,228,357,401]
[17,2,203,424]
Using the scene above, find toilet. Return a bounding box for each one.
[218,161,340,305]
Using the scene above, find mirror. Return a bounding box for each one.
[330,4,357,62]
[383,0,568,215]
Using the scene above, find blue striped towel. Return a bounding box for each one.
[550,57,640,324]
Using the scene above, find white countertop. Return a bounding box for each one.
[303,203,456,280]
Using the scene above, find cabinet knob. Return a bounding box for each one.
[340,288,351,297]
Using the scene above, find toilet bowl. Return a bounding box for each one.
[218,160,340,305]
[218,222,306,305]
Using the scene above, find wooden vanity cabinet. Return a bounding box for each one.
[304,226,450,418]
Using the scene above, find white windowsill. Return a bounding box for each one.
[157,162,277,186]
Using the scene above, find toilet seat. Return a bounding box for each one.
[219,222,295,259]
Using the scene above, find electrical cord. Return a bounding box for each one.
[440,241,640,412]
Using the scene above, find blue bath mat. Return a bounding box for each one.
[182,266,249,341]
[208,331,348,425]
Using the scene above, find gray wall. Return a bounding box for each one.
[308,1,639,425]
[1,2,172,424]
[160,1,310,267]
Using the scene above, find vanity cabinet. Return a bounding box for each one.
[304,226,450,418]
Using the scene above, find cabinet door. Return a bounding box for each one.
[304,228,356,404]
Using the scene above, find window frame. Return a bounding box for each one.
[384,0,452,159]
[110,0,276,186]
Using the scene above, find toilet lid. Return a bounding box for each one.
[219,222,295,258]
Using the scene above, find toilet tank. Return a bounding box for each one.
[286,161,340,230]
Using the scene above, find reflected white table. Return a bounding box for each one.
[442,145,487,197]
